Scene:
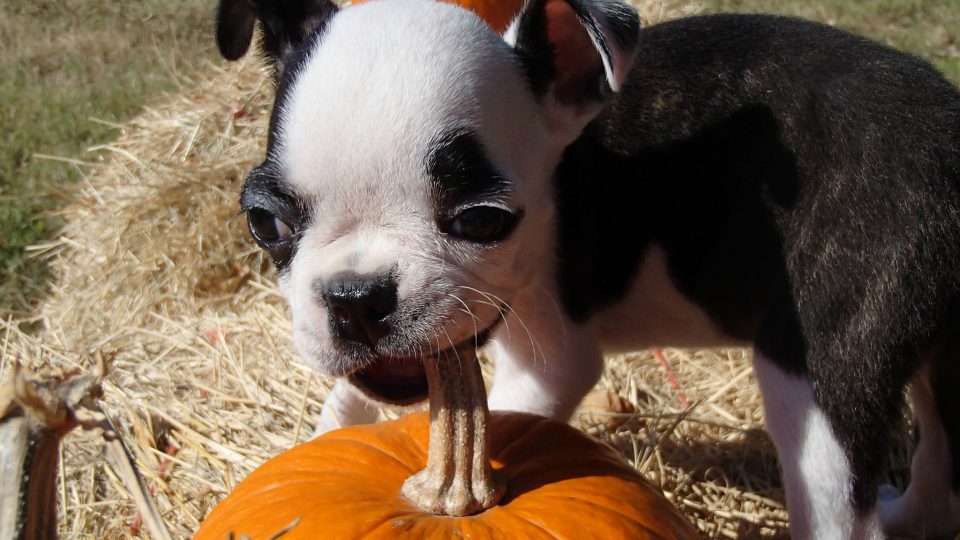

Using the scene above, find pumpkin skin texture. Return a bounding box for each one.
[195,412,699,539]
[350,0,525,33]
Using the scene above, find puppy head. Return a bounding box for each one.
[216,0,638,404]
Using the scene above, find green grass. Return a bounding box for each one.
[1,0,958,318]
[702,0,960,83]
[0,0,216,317]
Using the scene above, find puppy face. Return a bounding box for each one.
[242,1,558,403]
[227,0,639,404]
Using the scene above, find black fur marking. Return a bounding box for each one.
[932,302,960,490]
[240,162,311,273]
[426,128,512,218]
[266,39,316,152]
[557,104,799,348]
[220,0,339,218]
[511,0,555,99]
[255,0,337,75]
[215,0,257,60]
[214,0,338,79]
[557,13,960,512]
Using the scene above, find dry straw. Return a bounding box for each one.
[0,1,913,538]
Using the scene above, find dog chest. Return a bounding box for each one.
[589,244,743,352]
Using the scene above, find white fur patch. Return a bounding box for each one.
[485,273,605,420]
[752,354,883,540]
[482,243,734,422]
[591,244,740,352]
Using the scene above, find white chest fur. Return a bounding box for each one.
[590,244,743,352]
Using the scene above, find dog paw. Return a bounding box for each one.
[876,484,960,538]
[876,484,907,535]
[876,483,901,503]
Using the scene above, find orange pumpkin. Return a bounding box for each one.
[195,411,698,539]
[350,0,526,33]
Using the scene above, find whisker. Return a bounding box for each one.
[458,285,547,372]
[457,285,512,340]
[446,292,482,328]
[533,282,569,343]
[441,327,463,370]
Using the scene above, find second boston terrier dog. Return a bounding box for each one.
[215,0,960,537]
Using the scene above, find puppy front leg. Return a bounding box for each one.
[313,379,380,437]
[486,313,603,422]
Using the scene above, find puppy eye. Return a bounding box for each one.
[449,206,518,243]
[247,208,293,246]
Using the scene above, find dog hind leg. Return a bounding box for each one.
[878,330,960,539]
[753,353,884,539]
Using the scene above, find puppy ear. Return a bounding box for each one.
[215,0,338,75]
[506,0,639,138]
[216,0,258,61]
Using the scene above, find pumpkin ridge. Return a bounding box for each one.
[497,456,646,503]
[493,417,620,463]
[493,510,564,540]
[355,512,489,539]
[346,509,423,540]
[502,462,647,493]
[258,451,409,478]
[245,442,416,493]
[310,500,426,538]
[523,492,692,538]
[228,477,405,501]
[491,414,593,458]
[486,414,553,457]
[204,481,417,538]
[503,450,641,473]
[474,505,568,539]
[321,413,431,459]
[315,434,423,474]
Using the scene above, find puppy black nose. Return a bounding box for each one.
[324,273,398,349]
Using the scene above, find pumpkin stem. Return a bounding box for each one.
[401,348,504,516]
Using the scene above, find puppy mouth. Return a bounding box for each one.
[350,355,429,405]
[347,318,502,405]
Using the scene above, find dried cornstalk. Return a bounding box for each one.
[0,361,172,540]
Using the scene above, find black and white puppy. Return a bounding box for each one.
[215,0,960,537]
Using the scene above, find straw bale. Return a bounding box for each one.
[0,2,915,538]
